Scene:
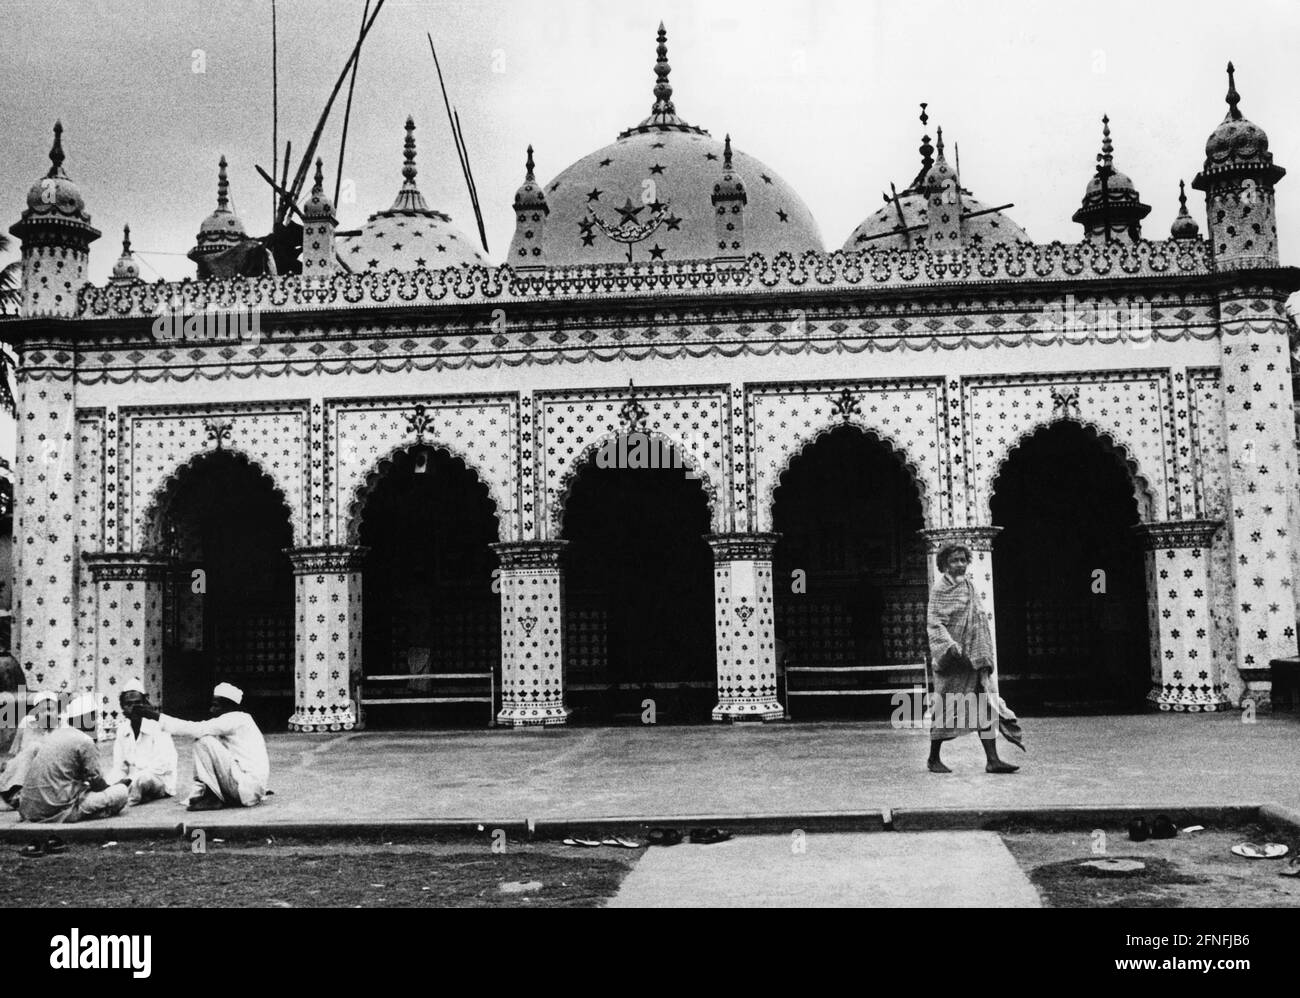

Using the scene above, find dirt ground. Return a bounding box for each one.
[1001,822,1300,907]
[0,836,642,908]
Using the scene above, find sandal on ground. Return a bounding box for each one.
[1231,842,1289,859]
[1280,857,1300,877]
[689,828,733,845]
[646,828,682,846]
[601,837,641,849]
[43,836,67,855]
[561,837,601,848]
[18,841,45,859]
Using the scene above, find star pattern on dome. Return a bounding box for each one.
[586,188,603,202]
[649,163,666,175]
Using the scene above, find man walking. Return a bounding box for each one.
[926,544,1024,774]
[140,682,269,811]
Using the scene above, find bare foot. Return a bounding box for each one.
[985,761,1019,774]
[927,759,952,774]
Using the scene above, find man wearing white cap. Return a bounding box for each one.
[139,682,269,810]
[109,679,176,806]
[1,691,62,810]
[18,694,131,823]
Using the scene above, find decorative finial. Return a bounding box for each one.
[1225,61,1242,120]
[650,21,676,117]
[525,144,535,182]
[918,103,934,172]
[216,155,230,211]
[1178,179,1188,211]
[311,156,325,196]
[402,116,417,183]
[723,133,733,170]
[47,120,66,178]
[935,125,945,160]
[1097,115,1113,171]
[121,224,131,255]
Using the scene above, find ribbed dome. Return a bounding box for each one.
[110,225,140,281]
[337,117,484,272]
[23,122,89,221]
[194,155,247,252]
[1194,62,1284,188]
[513,25,822,266]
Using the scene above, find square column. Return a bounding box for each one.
[493,541,569,726]
[82,552,170,739]
[286,546,367,732]
[707,533,782,722]
[1134,521,1230,712]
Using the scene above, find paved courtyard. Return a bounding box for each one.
[3,712,1297,830]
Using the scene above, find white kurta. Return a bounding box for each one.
[109,717,178,796]
[159,710,270,794]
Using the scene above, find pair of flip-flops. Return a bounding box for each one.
[1128,816,1178,842]
[647,827,732,846]
[18,836,66,859]
[1230,841,1290,860]
[562,836,640,849]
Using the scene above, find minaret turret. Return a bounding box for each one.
[510,146,548,269]
[8,122,101,317]
[1191,62,1285,269]
[711,134,748,262]
[300,157,338,276]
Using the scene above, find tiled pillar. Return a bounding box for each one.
[493,541,569,726]
[707,533,782,722]
[1134,520,1231,712]
[921,527,1003,669]
[1218,301,1298,709]
[286,545,367,732]
[82,552,170,739]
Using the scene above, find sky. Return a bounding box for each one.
[1,0,1299,454]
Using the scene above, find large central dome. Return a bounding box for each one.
[509,25,822,267]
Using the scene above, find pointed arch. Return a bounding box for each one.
[552,429,721,537]
[140,447,297,552]
[988,417,1156,523]
[346,440,502,545]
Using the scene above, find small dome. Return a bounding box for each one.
[301,157,336,222]
[1170,180,1200,240]
[519,25,822,266]
[23,122,89,220]
[110,225,140,281]
[513,146,547,213]
[1072,116,1150,234]
[194,155,247,252]
[842,116,1028,251]
[1195,63,1285,187]
[336,117,485,272]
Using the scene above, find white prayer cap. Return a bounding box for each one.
[121,677,145,694]
[213,682,244,704]
[60,692,97,724]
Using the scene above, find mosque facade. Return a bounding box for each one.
[4,28,1298,736]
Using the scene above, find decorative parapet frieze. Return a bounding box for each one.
[492,539,568,570]
[706,532,780,563]
[73,240,1217,321]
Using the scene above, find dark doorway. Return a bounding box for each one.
[990,421,1150,709]
[156,451,294,730]
[561,453,714,722]
[356,447,500,728]
[772,426,928,718]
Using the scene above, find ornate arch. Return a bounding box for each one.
[761,421,934,533]
[986,416,1157,523]
[551,429,722,538]
[140,447,298,552]
[345,440,503,545]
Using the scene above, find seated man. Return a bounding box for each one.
[139,682,268,811]
[18,694,131,823]
[108,679,176,806]
[1,691,61,810]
